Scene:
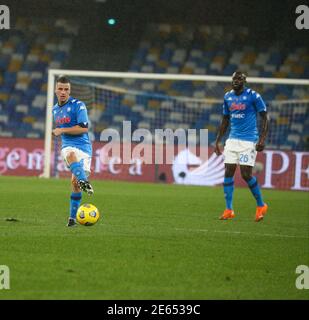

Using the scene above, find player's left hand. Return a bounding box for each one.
[52,128,63,136]
[255,141,265,152]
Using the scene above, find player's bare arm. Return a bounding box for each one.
[256,111,269,152]
[52,125,88,136]
[215,115,230,155]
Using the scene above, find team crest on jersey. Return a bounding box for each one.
[67,107,71,112]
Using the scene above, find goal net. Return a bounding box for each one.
[43,70,309,190]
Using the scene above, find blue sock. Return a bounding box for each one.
[70,192,82,219]
[70,161,87,181]
[223,177,234,210]
[247,177,264,207]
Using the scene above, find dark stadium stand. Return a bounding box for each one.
[0,18,78,138]
[0,19,308,150]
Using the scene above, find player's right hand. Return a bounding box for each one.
[52,128,63,136]
[215,142,221,156]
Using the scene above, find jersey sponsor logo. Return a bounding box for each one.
[56,116,71,125]
[231,113,245,119]
[229,102,246,111]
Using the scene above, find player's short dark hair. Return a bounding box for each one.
[56,75,71,84]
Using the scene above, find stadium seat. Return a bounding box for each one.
[1,20,307,151]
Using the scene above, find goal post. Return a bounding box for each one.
[43,69,309,178]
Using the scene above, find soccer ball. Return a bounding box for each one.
[76,203,100,226]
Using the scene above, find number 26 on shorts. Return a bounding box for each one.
[239,153,249,163]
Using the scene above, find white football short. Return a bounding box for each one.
[61,146,92,176]
[223,139,257,167]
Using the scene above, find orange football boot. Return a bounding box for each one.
[255,203,268,222]
[219,209,235,220]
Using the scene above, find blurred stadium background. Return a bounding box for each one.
[0,0,308,189]
[0,0,309,301]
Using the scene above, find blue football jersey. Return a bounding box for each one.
[52,96,92,156]
[222,87,267,142]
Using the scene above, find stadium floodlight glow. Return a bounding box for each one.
[107,18,116,26]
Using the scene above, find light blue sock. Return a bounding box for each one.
[70,192,82,219]
[70,161,87,181]
[223,177,234,210]
[247,177,264,207]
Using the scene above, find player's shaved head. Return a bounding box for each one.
[232,71,246,80]
[232,71,246,93]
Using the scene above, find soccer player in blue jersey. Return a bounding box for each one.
[215,71,269,222]
[52,76,94,227]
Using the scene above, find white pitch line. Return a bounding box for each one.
[175,228,309,239]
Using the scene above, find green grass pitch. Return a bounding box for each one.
[0,176,308,300]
